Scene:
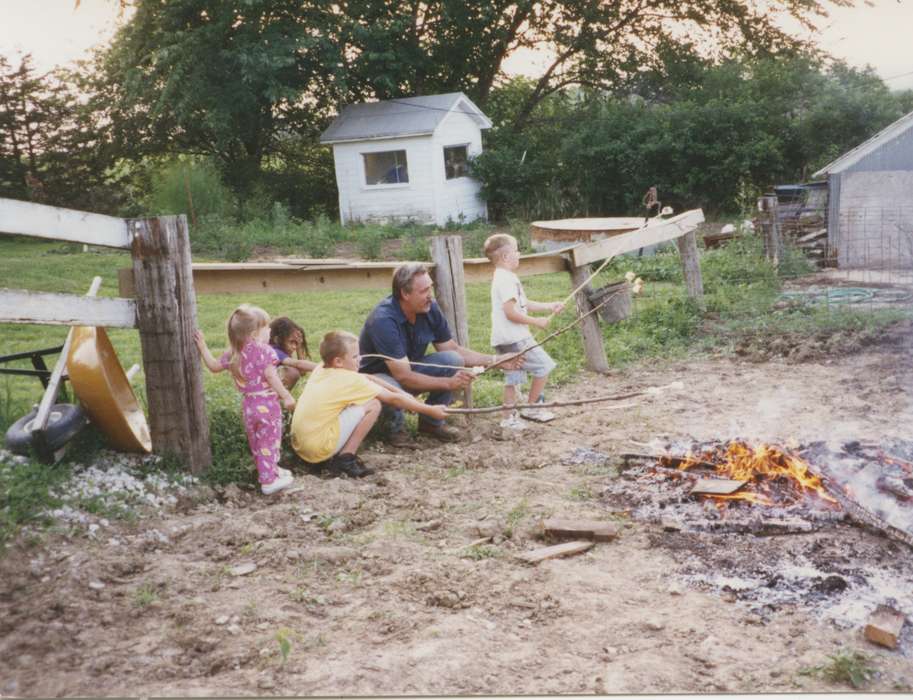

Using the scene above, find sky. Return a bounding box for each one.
[1,0,912,91]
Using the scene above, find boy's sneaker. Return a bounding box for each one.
[327,453,372,478]
[261,470,294,495]
[499,411,527,431]
[520,407,556,423]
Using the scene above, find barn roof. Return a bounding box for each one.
[813,108,913,177]
[319,92,492,145]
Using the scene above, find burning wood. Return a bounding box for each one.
[671,441,838,510]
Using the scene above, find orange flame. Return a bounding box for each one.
[667,441,837,508]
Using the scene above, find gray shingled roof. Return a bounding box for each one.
[319,92,491,144]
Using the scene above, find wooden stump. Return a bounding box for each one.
[130,215,212,473]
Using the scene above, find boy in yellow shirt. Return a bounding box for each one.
[291,330,447,477]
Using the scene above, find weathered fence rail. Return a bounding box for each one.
[117,249,572,296]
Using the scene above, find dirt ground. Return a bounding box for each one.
[2,327,913,697]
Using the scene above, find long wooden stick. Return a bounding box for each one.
[359,353,475,371]
[445,391,644,414]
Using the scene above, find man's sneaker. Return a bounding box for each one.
[499,411,527,431]
[388,429,418,449]
[327,453,371,478]
[261,470,294,495]
[417,421,461,442]
[520,406,557,423]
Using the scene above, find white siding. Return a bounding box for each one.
[430,108,488,226]
[837,170,913,268]
[332,136,437,225]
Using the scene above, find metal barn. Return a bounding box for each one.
[814,110,913,270]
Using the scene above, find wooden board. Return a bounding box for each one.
[864,605,905,649]
[0,289,137,328]
[516,540,594,564]
[571,209,705,268]
[542,518,620,542]
[690,478,747,496]
[118,251,569,296]
[0,197,131,249]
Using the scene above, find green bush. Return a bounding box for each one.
[146,159,236,220]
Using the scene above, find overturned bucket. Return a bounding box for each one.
[587,280,632,324]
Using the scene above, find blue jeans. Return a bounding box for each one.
[369,350,463,432]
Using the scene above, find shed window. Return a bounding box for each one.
[444,145,469,179]
[363,150,409,185]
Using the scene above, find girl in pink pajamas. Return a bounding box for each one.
[194,304,297,495]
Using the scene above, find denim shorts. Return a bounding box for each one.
[495,337,557,386]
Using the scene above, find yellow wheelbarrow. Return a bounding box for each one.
[67,326,151,453]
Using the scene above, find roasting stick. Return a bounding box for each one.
[445,381,684,415]
[359,354,473,372]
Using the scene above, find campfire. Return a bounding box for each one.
[608,438,913,546]
[661,440,838,510]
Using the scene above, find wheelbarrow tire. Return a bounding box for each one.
[4,403,87,456]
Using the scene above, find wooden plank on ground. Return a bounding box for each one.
[542,518,620,542]
[118,250,570,296]
[0,197,131,249]
[864,605,905,649]
[517,540,594,564]
[0,289,136,328]
[690,478,747,496]
[571,209,705,267]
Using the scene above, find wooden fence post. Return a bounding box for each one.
[674,230,705,307]
[568,261,610,373]
[130,215,212,473]
[430,235,472,406]
[759,196,781,268]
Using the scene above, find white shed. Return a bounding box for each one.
[319,92,492,226]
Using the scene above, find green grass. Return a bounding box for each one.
[2,230,910,548]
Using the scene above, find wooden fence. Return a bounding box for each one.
[0,197,212,472]
[2,194,705,469]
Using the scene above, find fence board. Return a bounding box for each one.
[0,289,136,327]
[571,209,705,267]
[117,251,570,296]
[0,197,130,249]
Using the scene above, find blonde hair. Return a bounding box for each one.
[226,304,270,381]
[483,233,516,262]
[319,330,358,366]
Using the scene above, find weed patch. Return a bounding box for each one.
[800,649,876,689]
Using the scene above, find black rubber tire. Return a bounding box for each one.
[4,403,87,456]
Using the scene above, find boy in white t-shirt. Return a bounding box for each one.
[484,233,564,427]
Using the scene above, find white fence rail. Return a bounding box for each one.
[0,289,137,328]
[0,197,131,249]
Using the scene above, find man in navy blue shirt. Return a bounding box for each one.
[360,263,518,445]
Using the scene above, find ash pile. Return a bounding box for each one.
[583,439,913,651]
